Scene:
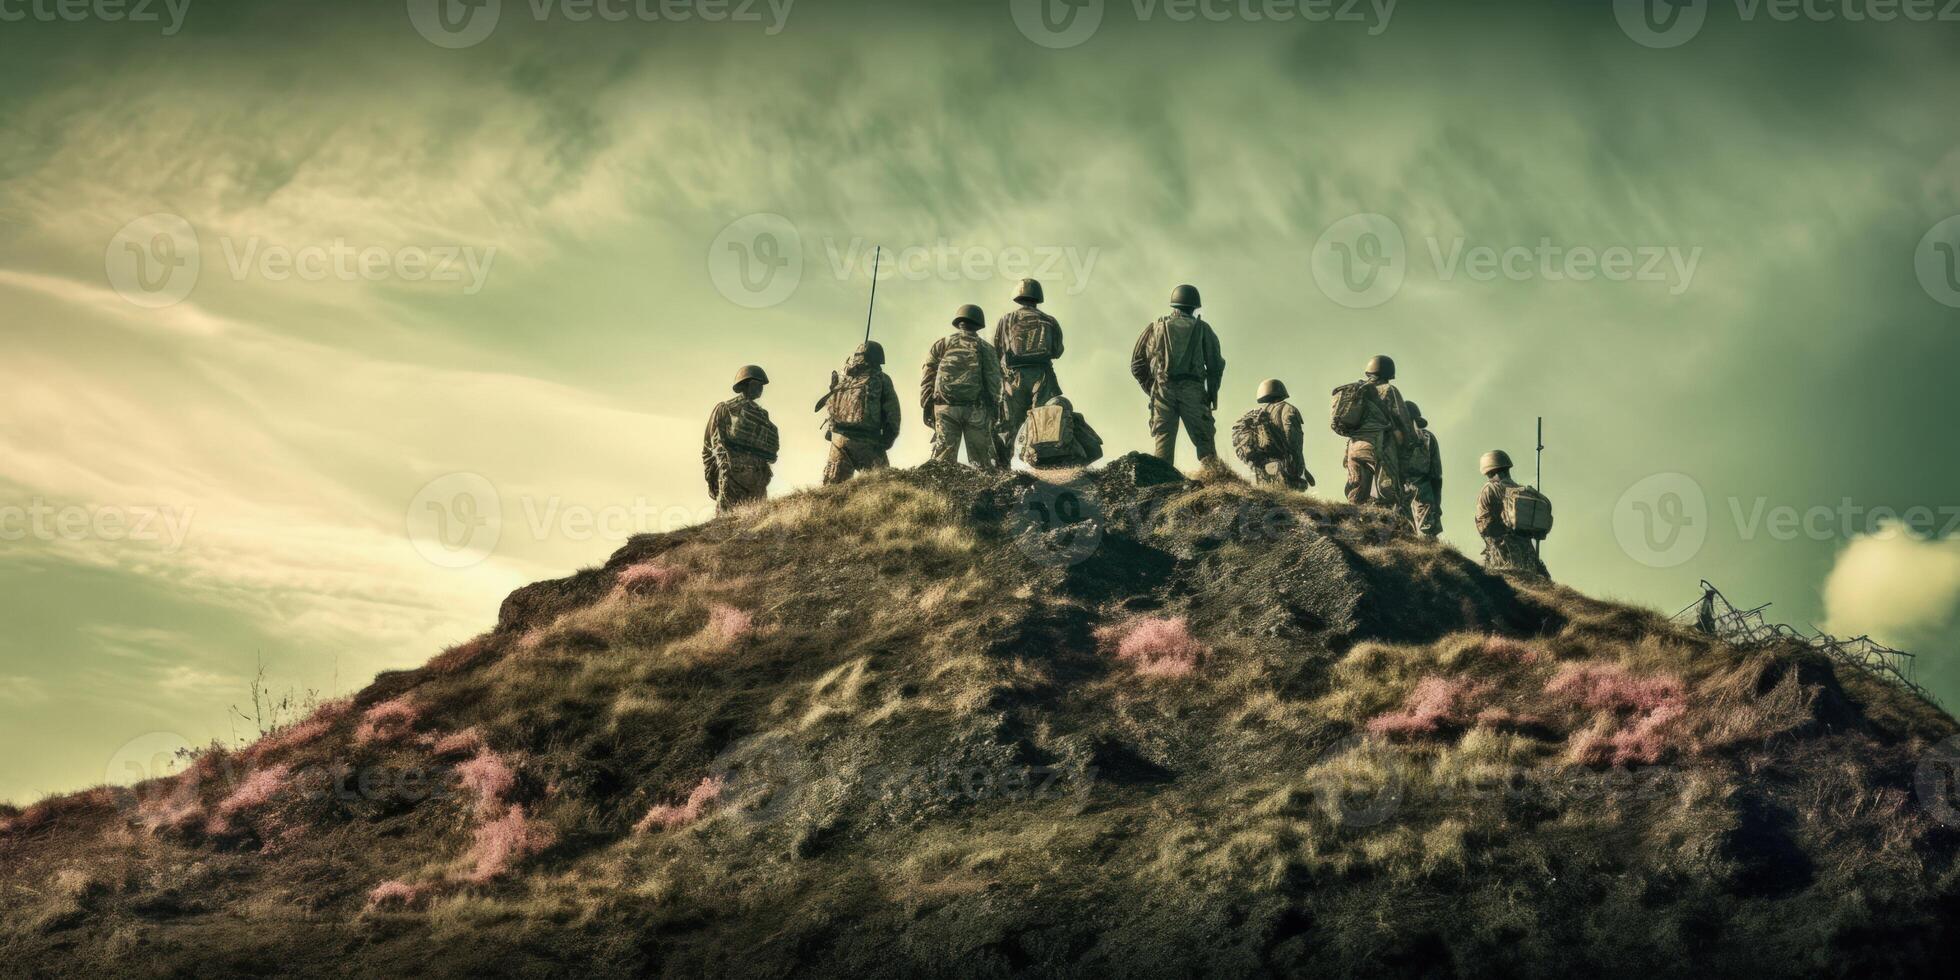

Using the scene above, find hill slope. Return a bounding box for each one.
[4,457,1958,977]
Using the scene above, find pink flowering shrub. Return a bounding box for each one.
[461,805,555,884]
[354,697,421,746]
[1481,635,1542,665]
[432,727,486,759]
[617,562,689,594]
[366,879,430,910]
[245,718,331,763]
[206,764,292,834]
[456,750,516,818]
[136,779,206,834]
[706,604,755,644]
[633,775,725,833]
[1094,616,1206,679]
[1546,663,1689,766]
[1367,676,1490,738]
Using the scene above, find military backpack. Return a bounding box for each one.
[1329,381,1372,437]
[1231,405,1285,466]
[1001,308,1059,367]
[723,399,780,460]
[1502,485,1554,539]
[1403,429,1436,479]
[1024,404,1077,463]
[826,371,882,434]
[932,333,988,406]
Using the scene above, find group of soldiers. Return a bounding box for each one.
[701,279,1552,581]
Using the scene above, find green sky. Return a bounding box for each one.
[3,0,1958,803]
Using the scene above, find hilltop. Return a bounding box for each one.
[2,456,1957,978]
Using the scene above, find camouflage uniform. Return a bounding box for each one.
[994,304,1065,454]
[702,393,778,514]
[921,329,1004,468]
[821,351,902,485]
[1250,400,1310,489]
[1475,474,1551,581]
[1403,425,1443,538]
[1130,311,1225,467]
[1343,378,1413,518]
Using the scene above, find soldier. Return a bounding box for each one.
[1335,355,1414,520]
[702,365,779,515]
[1474,450,1552,581]
[1129,284,1225,469]
[817,341,902,485]
[921,304,1003,468]
[993,278,1065,456]
[1018,395,1104,469]
[1232,379,1312,490]
[1402,401,1443,538]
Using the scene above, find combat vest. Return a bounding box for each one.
[1232,404,1286,465]
[826,369,885,437]
[720,397,779,461]
[1000,307,1059,368]
[933,332,987,406]
[1148,313,1209,384]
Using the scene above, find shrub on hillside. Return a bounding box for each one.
[1367,676,1490,738]
[1094,616,1206,679]
[462,805,554,884]
[206,764,293,835]
[432,727,486,759]
[1546,663,1688,766]
[456,750,516,818]
[617,562,689,594]
[634,775,725,833]
[354,698,421,746]
[705,604,755,645]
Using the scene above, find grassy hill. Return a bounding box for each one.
[4,456,1957,977]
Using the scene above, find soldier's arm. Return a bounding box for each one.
[920,341,942,414]
[981,341,1004,414]
[1203,323,1225,403]
[702,405,726,483]
[991,317,1007,366]
[1130,327,1153,391]
[1474,483,1500,536]
[1431,437,1443,494]
[1284,405,1306,469]
[1051,315,1064,361]
[879,374,902,449]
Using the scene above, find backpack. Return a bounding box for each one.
[1024,404,1076,463]
[1329,382,1371,437]
[933,333,986,406]
[826,371,881,433]
[1403,429,1435,479]
[723,399,779,459]
[1502,485,1554,539]
[1002,309,1058,367]
[1231,406,1284,466]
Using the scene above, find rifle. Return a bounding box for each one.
[1534,416,1545,558]
[815,246,883,417]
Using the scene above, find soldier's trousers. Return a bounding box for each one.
[1149,379,1217,466]
[1483,535,1550,582]
[1344,439,1406,516]
[932,404,998,468]
[1407,477,1442,537]
[714,453,772,515]
[999,364,1062,447]
[822,434,889,486]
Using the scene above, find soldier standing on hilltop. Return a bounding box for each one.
[1402,401,1443,538]
[1331,355,1414,523]
[1130,284,1226,470]
[1474,450,1552,581]
[702,365,779,514]
[993,278,1065,460]
[1232,379,1312,490]
[817,342,902,485]
[921,304,1003,468]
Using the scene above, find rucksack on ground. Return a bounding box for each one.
[1329,382,1371,436]
[1024,403,1075,462]
[826,372,880,432]
[1503,485,1554,539]
[1231,406,1283,466]
[934,334,985,406]
[1002,310,1058,366]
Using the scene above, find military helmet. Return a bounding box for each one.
[1405,400,1426,427]
[1365,354,1396,380]
[855,341,886,367]
[733,364,770,390]
[1169,283,1202,309]
[954,304,985,329]
[1257,379,1289,404]
[1014,278,1045,304]
[1480,450,1513,476]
